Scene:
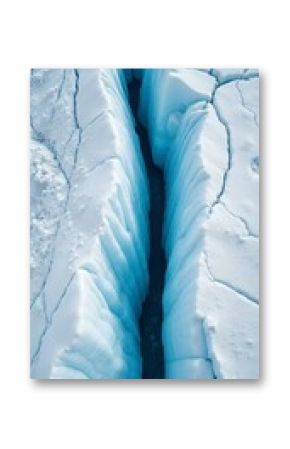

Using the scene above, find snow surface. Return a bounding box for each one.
[139,69,259,379]
[30,69,149,379]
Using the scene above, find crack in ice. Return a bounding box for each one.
[235,80,259,127]
[55,70,66,102]
[220,201,258,238]
[209,97,232,212]
[203,251,258,305]
[72,69,82,169]
[31,274,76,365]
[30,70,82,309]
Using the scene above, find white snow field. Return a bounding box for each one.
[30,69,149,378]
[139,69,259,379]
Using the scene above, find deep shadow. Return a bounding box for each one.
[127,76,166,379]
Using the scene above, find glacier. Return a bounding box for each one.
[139,69,259,379]
[30,68,259,380]
[30,69,149,378]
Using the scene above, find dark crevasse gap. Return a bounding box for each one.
[127,77,166,379]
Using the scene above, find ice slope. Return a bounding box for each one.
[139,69,216,167]
[30,69,149,379]
[139,69,259,379]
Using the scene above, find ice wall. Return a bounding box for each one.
[30,69,149,379]
[139,69,259,379]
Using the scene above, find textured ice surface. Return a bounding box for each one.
[31,68,259,380]
[211,68,259,84]
[139,69,216,167]
[139,68,259,379]
[30,69,149,379]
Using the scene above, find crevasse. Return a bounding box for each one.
[127,75,166,378]
[30,68,259,380]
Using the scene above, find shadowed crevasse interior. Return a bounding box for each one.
[127,76,166,379]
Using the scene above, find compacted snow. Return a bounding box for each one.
[139,69,259,379]
[30,68,259,380]
[30,69,149,378]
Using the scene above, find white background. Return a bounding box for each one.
[0,1,288,447]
